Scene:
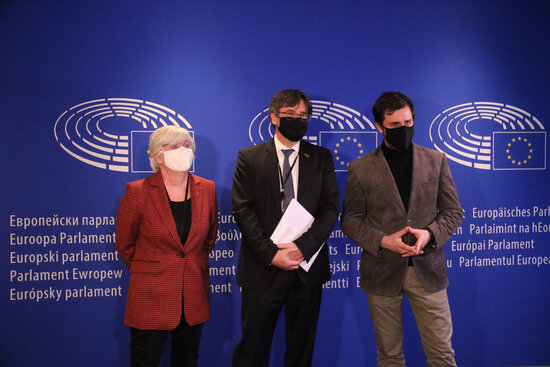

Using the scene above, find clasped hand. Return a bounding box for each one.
[271,242,304,271]
[381,226,430,257]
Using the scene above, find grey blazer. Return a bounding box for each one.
[341,143,463,296]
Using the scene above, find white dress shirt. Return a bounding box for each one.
[273,135,300,202]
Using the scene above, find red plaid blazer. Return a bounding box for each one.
[116,171,218,329]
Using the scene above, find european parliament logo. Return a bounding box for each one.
[54,98,194,173]
[248,100,378,171]
[429,102,546,171]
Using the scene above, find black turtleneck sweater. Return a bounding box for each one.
[382,143,415,265]
[381,142,413,212]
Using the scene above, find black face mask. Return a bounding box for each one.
[384,125,414,151]
[276,117,309,142]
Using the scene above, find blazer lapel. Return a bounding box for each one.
[297,141,311,201]
[149,172,183,248]
[184,174,204,249]
[373,147,407,215]
[265,140,282,207]
[408,143,424,216]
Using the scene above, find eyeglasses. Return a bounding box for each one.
[278,111,310,120]
[162,141,193,151]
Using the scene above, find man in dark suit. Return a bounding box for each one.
[341,92,463,367]
[232,89,340,367]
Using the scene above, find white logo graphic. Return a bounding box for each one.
[429,102,546,170]
[249,101,378,172]
[54,98,192,172]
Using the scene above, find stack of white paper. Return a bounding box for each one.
[270,199,323,272]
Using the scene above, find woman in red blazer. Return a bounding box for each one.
[116,126,218,367]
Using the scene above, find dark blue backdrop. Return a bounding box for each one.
[2,1,549,366]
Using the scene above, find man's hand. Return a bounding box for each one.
[380,227,417,257]
[271,242,303,270]
[408,227,430,255]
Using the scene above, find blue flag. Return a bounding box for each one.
[131,131,154,173]
[492,131,546,170]
[319,131,378,171]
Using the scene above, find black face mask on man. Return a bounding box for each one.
[384,125,415,151]
[275,117,309,142]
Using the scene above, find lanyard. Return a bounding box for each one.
[184,175,189,201]
[277,152,299,202]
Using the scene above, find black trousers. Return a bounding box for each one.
[232,270,322,367]
[130,315,203,367]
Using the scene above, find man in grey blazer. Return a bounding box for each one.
[342,91,463,367]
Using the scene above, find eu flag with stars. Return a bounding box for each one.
[319,131,378,172]
[493,131,546,170]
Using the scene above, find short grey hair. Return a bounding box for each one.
[148,126,195,172]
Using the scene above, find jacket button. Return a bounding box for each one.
[179,252,186,258]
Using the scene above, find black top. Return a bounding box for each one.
[382,143,415,264]
[381,143,413,212]
[169,198,192,245]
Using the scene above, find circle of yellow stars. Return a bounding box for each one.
[334,136,364,166]
[505,136,533,166]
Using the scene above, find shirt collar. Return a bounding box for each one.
[274,134,300,153]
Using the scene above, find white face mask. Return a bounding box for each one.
[160,146,194,172]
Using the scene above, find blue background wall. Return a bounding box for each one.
[2,1,549,366]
